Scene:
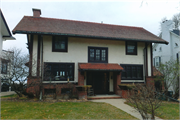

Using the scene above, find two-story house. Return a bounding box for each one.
[0,9,15,92]
[153,20,180,93]
[12,9,168,98]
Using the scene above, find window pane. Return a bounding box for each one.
[101,49,106,61]
[90,49,94,61]
[96,49,100,61]
[54,36,66,50]
[137,66,142,78]
[132,66,137,78]
[126,66,131,78]
[127,42,135,53]
[121,66,126,78]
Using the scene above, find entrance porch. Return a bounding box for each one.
[78,63,124,99]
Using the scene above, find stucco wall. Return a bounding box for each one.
[32,35,152,84]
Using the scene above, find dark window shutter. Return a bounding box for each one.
[159,57,161,64]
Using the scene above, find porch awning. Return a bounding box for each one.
[79,63,124,71]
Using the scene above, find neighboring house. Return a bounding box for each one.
[153,20,180,93]
[0,9,15,91]
[12,8,168,98]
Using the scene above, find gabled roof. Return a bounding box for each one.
[171,30,180,36]
[13,16,168,44]
[0,9,15,40]
[79,63,123,71]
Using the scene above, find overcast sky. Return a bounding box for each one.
[1,0,180,54]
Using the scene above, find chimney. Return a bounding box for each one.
[32,8,41,17]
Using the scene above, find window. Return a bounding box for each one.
[88,46,108,63]
[1,61,8,74]
[126,41,137,55]
[52,36,68,52]
[121,64,143,80]
[154,57,161,67]
[177,53,179,64]
[44,63,74,81]
[175,43,178,47]
[159,47,162,51]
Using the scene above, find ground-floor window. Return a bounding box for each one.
[44,62,74,81]
[121,64,143,80]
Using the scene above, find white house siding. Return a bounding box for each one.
[153,20,180,93]
[31,35,151,85]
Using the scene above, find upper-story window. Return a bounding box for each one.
[177,53,179,64]
[1,61,8,74]
[175,43,178,47]
[126,41,137,55]
[88,46,108,63]
[159,47,162,52]
[52,36,68,52]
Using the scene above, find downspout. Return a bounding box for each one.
[39,35,43,101]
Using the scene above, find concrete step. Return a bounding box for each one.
[87,95,122,100]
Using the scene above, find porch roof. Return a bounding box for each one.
[79,63,123,71]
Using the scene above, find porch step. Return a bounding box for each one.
[87,95,122,100]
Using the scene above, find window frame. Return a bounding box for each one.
[126,41,137,55]
[1,61,8,74]
[52,36,68,52]
[88,46,108,63]
[44,62,74,81]
[121,64,143,80]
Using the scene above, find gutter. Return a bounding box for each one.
[13,30,169,45]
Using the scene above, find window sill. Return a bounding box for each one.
[43,81,77,84]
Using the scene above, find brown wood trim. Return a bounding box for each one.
[37,35,41,76]
[145,43,148,77]
[150,43,153,77]
[29,34,33,76]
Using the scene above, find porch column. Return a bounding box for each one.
[78,70,84,85]
[115,72,121,96]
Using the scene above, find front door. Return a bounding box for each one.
[87,71,109,94]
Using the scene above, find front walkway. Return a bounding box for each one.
[90,99,163,120]
[0,91,16,97]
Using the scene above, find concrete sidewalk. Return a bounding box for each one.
[0,91,16,97]
[90,99,163,120]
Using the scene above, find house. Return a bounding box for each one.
[0,9,15,92]
[153,20,180,93]
[12,8,168,99]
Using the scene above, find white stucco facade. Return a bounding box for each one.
[31,34,154,87]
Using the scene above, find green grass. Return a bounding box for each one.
[155,102,179,119]
[1,94,17,98]
[126,101,179,119]
[1,101,137,119]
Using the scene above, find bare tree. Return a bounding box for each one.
[1,48,29,97]
[172,13,180,30]
[156,60,179,98]
[127,84,163,120]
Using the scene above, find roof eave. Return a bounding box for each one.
[13,30,169,44]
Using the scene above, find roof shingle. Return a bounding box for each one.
[13,16,168,44]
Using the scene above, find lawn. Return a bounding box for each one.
[155,101,179,119]
[1,101,137,119]
[126,101,179,119]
